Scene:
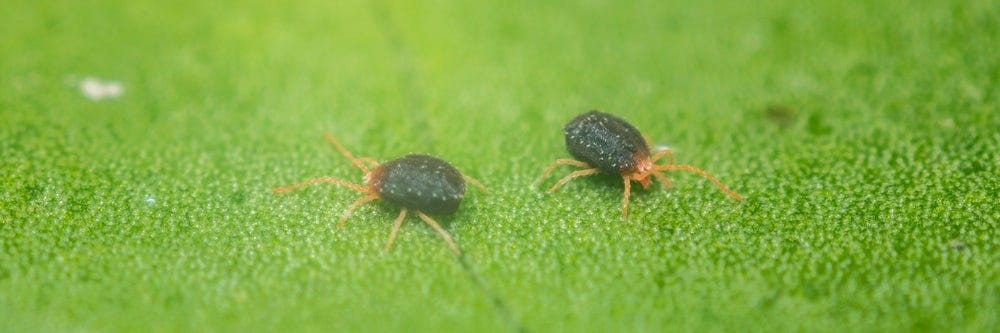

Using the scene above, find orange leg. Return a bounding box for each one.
[654,164,743,201]
[622,176,632,219]
[650,148,675,165]
[546,168,601,193]
[462,174,489,194]
[415,211,461,255]
[358,157,380,169]
[535,158,592,185]
[272,177,368,194]
[385,208,408,251]
[651,171,674,188]
[337,194,380,228]
[324,133,371,174]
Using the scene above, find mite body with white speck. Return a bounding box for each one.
[370,154,466,215]
[564,111,649,174]
[537,110,743,218]
[273,134,486,254]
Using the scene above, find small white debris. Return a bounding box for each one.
[144,194,156,206]
[80,77,124,101]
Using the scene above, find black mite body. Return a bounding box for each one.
[371,154,466,215]
[273,134,486,254]
[564,111,650,175]
[537,110,743,218]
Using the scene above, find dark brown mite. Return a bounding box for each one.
[272,134,486,254]
[536,110,743,218]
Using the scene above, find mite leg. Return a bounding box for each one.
[358,157,380,169]
[654,164,743,201]
[546,168,601,193]
[622,176,632,219]
[462,174,489,194]
[651,171,674,189]
[650,148,675,165]
[337,194,380,228]
[324,133,371,174]
[535,158,591,185]
[272,177,368,194]
[415,211,461,255]
[385,208,408,251]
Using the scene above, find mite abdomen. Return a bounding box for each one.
[371,154,467,215]
[563,110,649,174]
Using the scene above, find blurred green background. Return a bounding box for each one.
[1,0,997,332]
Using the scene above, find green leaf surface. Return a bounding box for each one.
[2,0,997,332]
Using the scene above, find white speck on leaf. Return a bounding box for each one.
[652,145,672,153]
[80,77,124,101]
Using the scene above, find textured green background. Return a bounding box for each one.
[2,0,997,332]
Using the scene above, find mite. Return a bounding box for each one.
[536,110,743,218]
[273,134,486,254]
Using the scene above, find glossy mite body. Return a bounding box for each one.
[537,110,743,218]
[371,154,466,215]
[273,134,486,254]
[564,110,650,175]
